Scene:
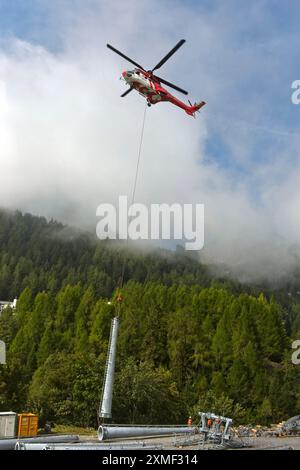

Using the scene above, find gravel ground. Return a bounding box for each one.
[241,436,300,450]
[80,433,300,450]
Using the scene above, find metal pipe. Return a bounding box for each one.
[99,317,119,419]
[283,415,300,432]
[98,425,197,441]
[15,442,48,450]
[16,442,162,451]
[49,444,162,451]
[0,434,79,450]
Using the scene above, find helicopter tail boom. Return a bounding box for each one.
[185,101,206,117]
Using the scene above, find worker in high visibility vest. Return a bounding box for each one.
[187,416,192,426]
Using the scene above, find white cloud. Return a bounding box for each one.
[0,0,300,282]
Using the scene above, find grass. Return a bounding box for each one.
[50,424,97,436]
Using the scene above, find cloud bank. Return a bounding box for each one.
[0,0,300,282]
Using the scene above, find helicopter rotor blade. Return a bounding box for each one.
[107,44,145,70]
[151,39,186,72]
[120,87,133,98]
[154,75,188,95]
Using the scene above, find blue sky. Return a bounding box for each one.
[0,0,300,280]
[2,0,296,152]
[0,1,298,132]
[0,1,56,47]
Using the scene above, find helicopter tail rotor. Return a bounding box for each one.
[186,100,206,117]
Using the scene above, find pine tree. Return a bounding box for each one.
[74,287,94,354]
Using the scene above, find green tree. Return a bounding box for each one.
[74,287,95,354]
[167,307,197,388]
[192,390,246,424]
[28,352,74,425]
[71,353,105,427]
[113,358,186,424]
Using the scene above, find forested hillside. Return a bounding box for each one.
[0,209,214,299]
[0,209,299,427]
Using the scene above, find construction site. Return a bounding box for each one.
[0,2,300,458]
[1,316,299,451]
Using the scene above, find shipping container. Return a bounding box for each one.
[17,413,39,438]
[0,412,17,438]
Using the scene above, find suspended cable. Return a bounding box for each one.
[119,102,148,291]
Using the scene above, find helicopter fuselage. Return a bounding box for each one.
[108,40,205,116]
[121,68,205,116]
[122,69,164,104]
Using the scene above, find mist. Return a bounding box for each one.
[0,0,300,283]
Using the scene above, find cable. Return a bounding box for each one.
[131,102,148,206]
[119,102,148,290]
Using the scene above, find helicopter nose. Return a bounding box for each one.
[122,70,133,79]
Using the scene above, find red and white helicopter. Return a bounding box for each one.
[107,39,206,117]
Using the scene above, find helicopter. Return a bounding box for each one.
[107,39,206,117]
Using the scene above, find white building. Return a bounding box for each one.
[0,299,17,314]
